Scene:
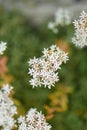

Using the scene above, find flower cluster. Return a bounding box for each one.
[72,10,87,48]
[48,8,72,33]
[28,45,68,89]
[0,41,7,55]
[0,84,17,130]
[18,108,51,130]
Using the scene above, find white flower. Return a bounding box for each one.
[0,41,7,55]
[48,8,72,33]
[55,8,72,26]
[18,108,51,130]
[48,22,58,33]
[72,10,87,48]
[0,84,17,130]
[28,45,68,89]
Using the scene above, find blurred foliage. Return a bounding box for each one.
[0,6,87,130]
[45,84,73,120]
[0,56,13,87]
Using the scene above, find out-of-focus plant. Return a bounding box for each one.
[48,8,73,34]
[45,84,73,120]
[0,41,12,87]
[55,39,70,53]
[0,56,13,87]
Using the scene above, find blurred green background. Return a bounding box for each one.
[0,3,87,130]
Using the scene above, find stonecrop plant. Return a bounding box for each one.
[0,9,87,130]
[0,42,51,130]
[72,10,87,48]
[18,108,51,130]
[28,45,68,89]
[0,84,17,130]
